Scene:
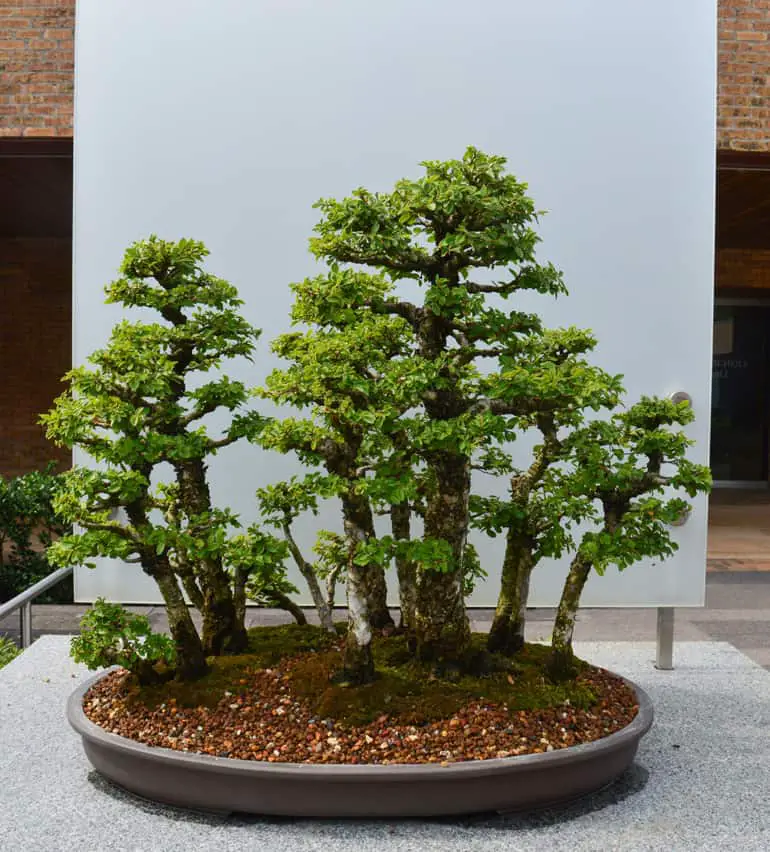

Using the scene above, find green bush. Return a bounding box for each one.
[71,599,176,685]
[0,636,20,669]
[0,465,72,604]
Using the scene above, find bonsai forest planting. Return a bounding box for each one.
[47,149,710,774]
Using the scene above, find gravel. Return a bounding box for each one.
[83,662,638,765]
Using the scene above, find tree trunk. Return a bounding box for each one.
[340,495,377,684]
[283,523,336,633]
[415,451,471,664]
[341,560,375,684]
[488,530,533,654]
[270,591,308,626]
[153,565,209,680]
[392,502,417,635]
[341,494,394,632]
[176,459,247,654]
[548,553,592,681]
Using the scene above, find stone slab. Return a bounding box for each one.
[1,637,769,850]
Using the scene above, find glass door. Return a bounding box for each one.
[710,303,770,483]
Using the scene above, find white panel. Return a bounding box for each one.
[73,0,716,607]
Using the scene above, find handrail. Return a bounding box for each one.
[0,565,74,648]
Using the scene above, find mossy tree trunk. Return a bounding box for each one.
[151,560,209,680]
[391,502,417,636]
[177,459,248,655]
[126,496,208,680]
[488,529,534,654]
[548,553,592,681]
[414,450,471,665]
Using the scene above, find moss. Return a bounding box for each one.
[126,625,596,726]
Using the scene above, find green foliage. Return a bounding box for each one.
[0,636,20,669]
[227,526,300,607]
[71,599,176,683]
[0,465,71,603]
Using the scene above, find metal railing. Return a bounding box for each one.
[0,566,73,649]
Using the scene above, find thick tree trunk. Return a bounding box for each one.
[176,459,247,654]
[283,523,336,633]
[488,530,534,654]
[340,495,377,684]
[153,565,209,680]
[340,493,394,632]
[341,561,375,684]
[548,553,592,681]
[415,451,471,664]
[391,502,417,635]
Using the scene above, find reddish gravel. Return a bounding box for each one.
[82,662,639,766]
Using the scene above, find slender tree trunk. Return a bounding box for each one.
[176,460,247,654]
[414,451,471,665]
[391,502,417,635]
[283,523,336,633]
[271,591,308,626]
[488,529,533,654]
[548,553,592,681]
[153,564,209,680]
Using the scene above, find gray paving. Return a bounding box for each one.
[1,636,769,851]
[3,571,770,667]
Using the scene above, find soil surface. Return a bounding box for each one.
[82,629,639,766]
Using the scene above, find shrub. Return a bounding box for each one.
[0,465,71,604]
[0,636,20,669]
[71,598,176,685]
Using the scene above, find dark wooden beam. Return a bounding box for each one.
[0,138,73,159]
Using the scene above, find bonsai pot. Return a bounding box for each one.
[68,671,653,818]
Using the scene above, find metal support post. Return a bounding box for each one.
[655,606,674,670]
[20,601,33,649]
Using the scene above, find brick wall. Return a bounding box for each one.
[718,0,770,151]
[0,0,74,138]
[0,0,768,150]
[716,247,770,289]
[0,238,71,477]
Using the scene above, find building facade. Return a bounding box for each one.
[0,0,768,485]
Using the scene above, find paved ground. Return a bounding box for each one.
[2,636,768,851]
[2,572,770,669]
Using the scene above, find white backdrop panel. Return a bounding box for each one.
[73,0,716,607]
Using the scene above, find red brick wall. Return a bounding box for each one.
[718,0,770,151]
[0,0,768,151]
[0,238,71,476]
[0,0,74,138]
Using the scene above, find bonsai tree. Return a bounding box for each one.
[257,309,412,681]
[292,147,710,675]
[305,147,567,666]
[42,237,273,679]
[471,327,623,654]
[253,477,342,634]
[547,397,711,678]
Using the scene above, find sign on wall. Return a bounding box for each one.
[73,0,716,607]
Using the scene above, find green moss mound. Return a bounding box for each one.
[129,624,595,727]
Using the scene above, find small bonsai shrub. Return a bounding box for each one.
[71,599,176,685]
[0,636,20,669]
